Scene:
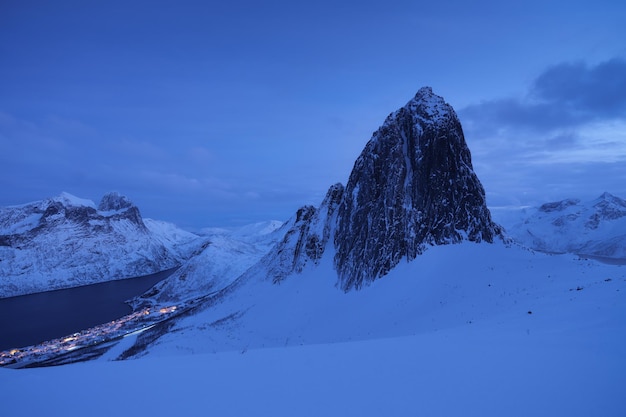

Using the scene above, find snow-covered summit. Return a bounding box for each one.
[589,192,626,222]
[52,192,97,209]
[259,87,501,291]
[390,86,453,127]
[494,192,626,259]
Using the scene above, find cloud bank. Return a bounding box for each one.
[462,58,626,133]
[460,58,626,207]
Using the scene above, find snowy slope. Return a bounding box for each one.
[129,241,625,358]
[0,192,204,297]
[492,192,626,259]
[229,87,502,292]
[1,241,624,417]
[143,218,207,260]
[132,220,286,305]
[1,87,625,415]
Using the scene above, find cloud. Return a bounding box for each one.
[187,146,215,165]
[459,58,626,207]
[524,120,626,164]
[461,58,626,133]
[531,58,626,118]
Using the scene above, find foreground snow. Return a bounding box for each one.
[1,303,623,416]
[2,242,623,416]
[138,242,625,356]
[5,207,622,414]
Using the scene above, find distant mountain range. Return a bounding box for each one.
[0,192,204,298]
[493,192,626,260]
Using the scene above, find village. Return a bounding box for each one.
[1,304,180,368]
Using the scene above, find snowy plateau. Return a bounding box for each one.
[1,88,625,417]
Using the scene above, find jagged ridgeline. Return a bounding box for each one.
[269,87,502,290]
[0,191,201,297]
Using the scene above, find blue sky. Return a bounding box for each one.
[1,0,625,230]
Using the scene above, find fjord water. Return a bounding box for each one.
[0,268,176,351]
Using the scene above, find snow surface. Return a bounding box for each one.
[133,220,286,305]
[135,241,626,356]
[1,241,624,416]
[143,218,206,260]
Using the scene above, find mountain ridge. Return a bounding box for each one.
[494,192,626,260]
[0,192,204,298]
[258,87,503,291]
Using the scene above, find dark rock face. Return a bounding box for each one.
[97,192,147,231]
[263,87,501,290]
[98,192,134,211]
[264,183,344,283]
[539,199,580,213]
[592,192,626,221]
[333,87,501,290]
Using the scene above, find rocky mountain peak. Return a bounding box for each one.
[334,87,501,290]
[98,192,134,211]
[97,192,146,229]
[258,87,501,291]
[539,198,580,213]
[401,86,452,126]
[501,192,626,259]
[591,192,626,223]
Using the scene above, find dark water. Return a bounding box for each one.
[0,268,177,351]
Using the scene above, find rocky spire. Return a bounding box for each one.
[333,87,501,290]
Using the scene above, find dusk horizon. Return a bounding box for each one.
[2,1,625,230]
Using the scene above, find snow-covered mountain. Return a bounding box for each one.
[131,220,286,306]
[121,87,510,355]
[492,192,626,260]
[252,87,502,291]
[0,192,204,297]
[2,89,625,416]
[334,87,501,289]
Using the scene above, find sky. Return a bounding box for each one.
[1,0,625,230]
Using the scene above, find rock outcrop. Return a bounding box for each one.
[265,87,502,290]
[334,87,501,289]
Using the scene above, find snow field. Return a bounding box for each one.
[1,242,624,416]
